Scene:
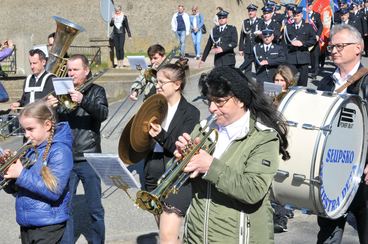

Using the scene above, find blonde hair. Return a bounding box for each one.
[20,100,58,192]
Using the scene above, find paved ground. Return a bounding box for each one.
[0,54,364,243]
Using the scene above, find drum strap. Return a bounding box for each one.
[335,67,368,93]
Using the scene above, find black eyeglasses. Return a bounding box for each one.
[326,43,357,52]
[203,96,233,107]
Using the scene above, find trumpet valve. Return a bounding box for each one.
[135,190,163,215]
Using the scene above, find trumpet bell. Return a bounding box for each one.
[135,190,163,215]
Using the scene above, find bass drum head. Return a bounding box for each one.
[318,95,367,218]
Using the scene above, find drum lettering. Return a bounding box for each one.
[341,172,353,199]
[325,149,354,164]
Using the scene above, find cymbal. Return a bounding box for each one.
[118,116,150,164]
[130,94,168,152]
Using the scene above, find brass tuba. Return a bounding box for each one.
[135,115,218,215]
[45,16,85,77]
[0,140,34,190]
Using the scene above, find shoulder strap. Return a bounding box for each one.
[335,67,368,93]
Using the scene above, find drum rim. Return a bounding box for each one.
[317,94,367,219]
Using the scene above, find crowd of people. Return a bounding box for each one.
[2,1,368,244]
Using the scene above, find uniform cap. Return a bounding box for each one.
[286,3,297,10]
[262,29,274,37]
[262,6,273,13]
[339,7,350,14]
[293,6,304,14]
[217,10,229,18]
[247,4,259,11]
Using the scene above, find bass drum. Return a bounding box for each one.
[271,87,368,219]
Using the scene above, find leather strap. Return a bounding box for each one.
[335,67,368,93]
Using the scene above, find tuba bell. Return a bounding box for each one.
[45,16,85,77]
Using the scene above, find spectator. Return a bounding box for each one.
[189,5,204,60]
[0,40,15,78]
[171,4,190,58]
[110,5,132,68]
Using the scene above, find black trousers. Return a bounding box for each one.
[291,63,309,86]
[310,44,321,75]
[239,53,254,79]
[112,33,126,60]
[21,222,66,244]
[317,182,368,244]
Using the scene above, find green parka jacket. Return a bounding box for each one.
[183,116,280,244]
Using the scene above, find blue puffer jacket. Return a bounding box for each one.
[15,122,73,227]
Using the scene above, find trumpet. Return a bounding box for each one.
[135,115,218,215]
[0,140,34,190]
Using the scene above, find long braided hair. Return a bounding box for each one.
[19,100,59,192]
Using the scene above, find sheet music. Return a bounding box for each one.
[52,77,74,95]
[127,56,148,70]
[263,82,283,96]
[84,153,141,189]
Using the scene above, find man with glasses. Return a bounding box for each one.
[200,10,238,68]
[317,24,368,244]
[239,4,262,78]
[253,29,285,85]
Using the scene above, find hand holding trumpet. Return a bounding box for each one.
[174,132,214,178]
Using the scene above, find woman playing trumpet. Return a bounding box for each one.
[3,100,73,243]
[175,67,289,243]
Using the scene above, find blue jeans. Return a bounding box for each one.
[176,30,186,57]
[191,31,202,57]
[62,160,105,244]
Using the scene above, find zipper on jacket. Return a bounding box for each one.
[203,182,211,244]
[239,211,250,244]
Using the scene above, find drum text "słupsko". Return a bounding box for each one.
[325,149,354,164]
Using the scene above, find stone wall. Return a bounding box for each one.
[0,0,263,74]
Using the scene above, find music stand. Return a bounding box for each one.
[84,153,141,199]
[127,56,148,70]
[263,82,283,96]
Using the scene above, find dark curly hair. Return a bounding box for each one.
[199,66,290,160]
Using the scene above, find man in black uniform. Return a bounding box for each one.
[259,6,282,42]
[317,24,368,244]
[266,0,284,23]
[348,2,367,38]
[253,29,286,85]
[307,0,323,79]
[200,10,238,68]
[10,49,54,110]
[284,6,316,86]
[363,0,368,56]
[239,4,262,78]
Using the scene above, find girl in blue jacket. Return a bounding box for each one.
[4,100,73,244]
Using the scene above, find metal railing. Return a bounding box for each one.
[1,46,17,74]
[68,45,101,66]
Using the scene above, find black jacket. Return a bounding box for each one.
[19,71,55,106]
[285,21,316,65]
[239,18,262,53]
[202,25,238,67]
[317,65,368,99]
[254,43,286,83]
[110,15,131,37]
[57,83,108,161]
[258,19,282,42]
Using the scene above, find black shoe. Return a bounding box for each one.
[0,70,8,78]
[274,223,288,233]
[285,209,294,219]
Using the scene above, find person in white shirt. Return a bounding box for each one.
[317,23,368,244]
[171,5,190,58]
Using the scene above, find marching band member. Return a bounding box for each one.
[10,49,54,110]
[200,10,238,68]
[3,100,73,244]
[176,66,289,243]
[129,44,166,101]
[145,62,199,243]
[284,6,316,87]
[48,54,108,243]
[254,29,286,85]
[239,4,262,77]
[317,24,368,244]
[307,0,323,79]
